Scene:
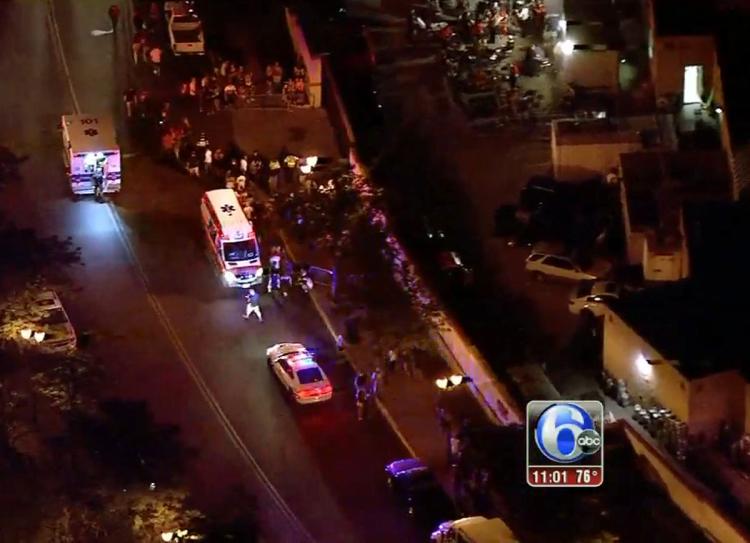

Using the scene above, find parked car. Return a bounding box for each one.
[525,244,610,282]
[568,280,620,316]
[266,343,333,404]
[418,213,473,288]
[385,458,457,529]
[33,290,77,353]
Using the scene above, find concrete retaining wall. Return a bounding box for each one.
[622,419,750,543]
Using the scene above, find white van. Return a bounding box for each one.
[431,516,518,543]
[200,189,263,287]
[61,114,121,195]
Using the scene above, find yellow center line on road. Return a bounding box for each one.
[46,2,314,539]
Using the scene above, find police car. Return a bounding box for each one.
[266,343,333,404]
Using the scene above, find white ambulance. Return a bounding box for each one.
[61,114,121,195]
[200,189,263,287]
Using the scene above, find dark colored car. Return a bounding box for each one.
[418,214,473,288]
[385,458,457,529]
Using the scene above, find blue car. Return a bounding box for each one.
[385,458,457,529]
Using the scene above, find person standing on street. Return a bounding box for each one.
[108,4,121,31]
[369,368,382,400]
[243,288,263,322]
[386,348,398,376]
[203,148,212,175]
[149,45,162,77]
[355,387,368,421]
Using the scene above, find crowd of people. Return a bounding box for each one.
[411,0,550,120]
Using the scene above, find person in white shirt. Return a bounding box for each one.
[235,174,247,193]
[239,155,248,175]
[203,148,212,174]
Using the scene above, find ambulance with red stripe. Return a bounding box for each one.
[200,189,263,287]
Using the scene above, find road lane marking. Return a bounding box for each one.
[279,232,418,459]
[46,0,80,114]
[105,207,315,542]
[47,4,314,540]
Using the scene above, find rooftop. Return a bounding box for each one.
[554,116,659,146]
[609,279,750,379]
[683,199,750,282]
[566,21,623,49]
[620,150,731,232]
[715,9,750,145]
[563,0,618,25]
[651,0,716,36]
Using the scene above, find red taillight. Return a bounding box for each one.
[297,385,331,398]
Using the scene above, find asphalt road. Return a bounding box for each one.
[0,1,423,541]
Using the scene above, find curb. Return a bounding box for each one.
[279,231,418,458]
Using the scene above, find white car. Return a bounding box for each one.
[568,281,620,316]
[167,8,205,56]
[266,343,333,404]
[33,291,77,353]
[525,245,610,282]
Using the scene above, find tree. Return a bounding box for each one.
[0,379,28,456]
[0,225,80,289]
[0,281,54,348]
[31,351,104,414]
[279,172,391,300]
[129,488,204,542]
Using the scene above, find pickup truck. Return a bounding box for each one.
[166,3,205,56]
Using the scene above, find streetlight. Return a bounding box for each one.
[161,530,189,542]
[559,40,574,56]
[435,374,472,391]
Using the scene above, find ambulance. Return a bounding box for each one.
[200,189,263,287]
[61,114,121,195]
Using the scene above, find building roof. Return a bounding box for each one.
[566,22,623,50]
[683,199,750,281]
[620,150,731,234]
[715,10,750,145]
[563,0,618,25]
[652,0,716,36]
[554,117,658,146]
[610,280,750,379]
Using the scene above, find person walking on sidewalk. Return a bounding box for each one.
[437,406,453,460]
[108,4,121,31]
[243,288,263,322]
[131,36,142,65]
[123,88,136,118]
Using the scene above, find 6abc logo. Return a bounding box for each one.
[528,401,604,464]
